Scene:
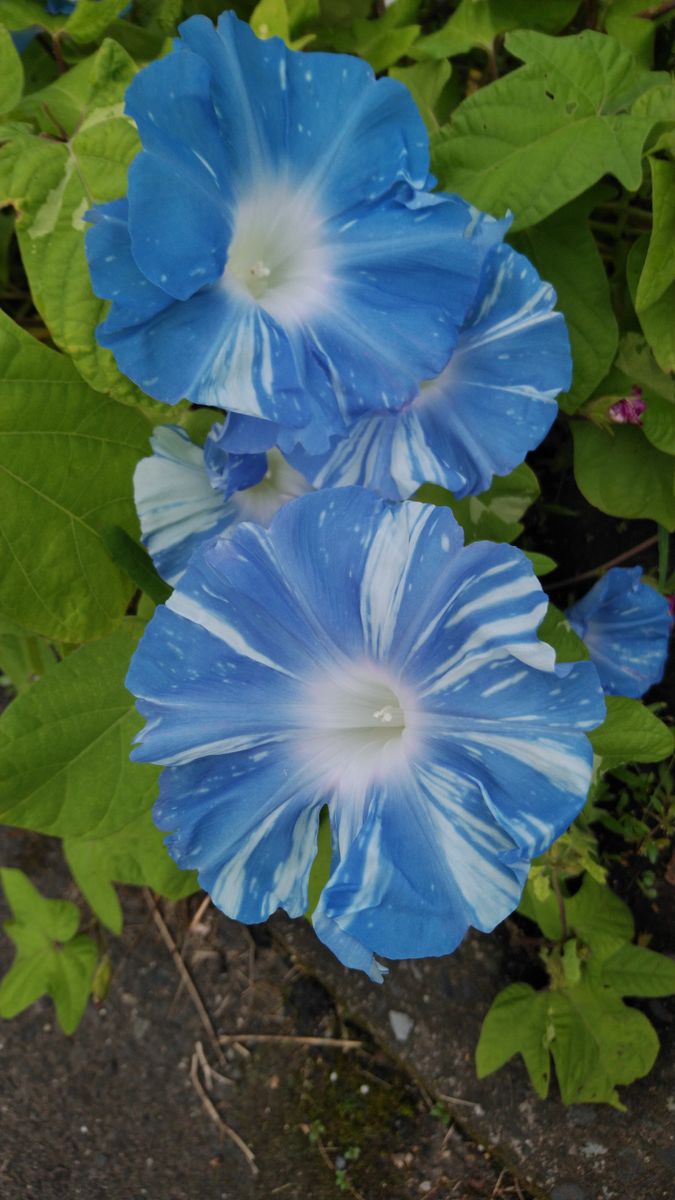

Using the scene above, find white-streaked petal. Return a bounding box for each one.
[127,489,604,979]
[288,243,570,497]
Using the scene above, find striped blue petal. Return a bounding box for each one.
[289,243,570,497]
[155,751,322,924]
[315,763,526,963]
[566,566,672,698]
[127,488,604,979]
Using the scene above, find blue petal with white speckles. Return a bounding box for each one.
[86,11,503,450]
[287,243,571,497]
[133,424,309,585]
[127,488,604,982]
[566,566,672,698]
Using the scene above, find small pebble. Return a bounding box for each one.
[388,1010,414,1043]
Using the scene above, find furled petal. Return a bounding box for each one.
[213,412,280,454]
[566,566,672,698]
[86,201,172,320]
[127,151,230,301]
[127,489,603,979]
[289,243,570,497]
[202,428,267,496]
[124,49,237,301]
[133,425,308,584]
[311,913,387,983]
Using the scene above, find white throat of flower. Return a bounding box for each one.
[231,449,310,527]
[300,663,417,792]
[223,184,331,325]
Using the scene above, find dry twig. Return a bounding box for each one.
[194,1039,234,1088]
[218,1032,362,1049]
[143,889,226,1066]
[491,1168,507,1198]
[438,1092,485,1112]
[190,1050,258,1176]
[187,893,212,934]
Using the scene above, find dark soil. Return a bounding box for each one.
[0,830,530,1200]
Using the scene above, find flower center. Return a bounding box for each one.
[224,184,330,324]
[303,663,415,767]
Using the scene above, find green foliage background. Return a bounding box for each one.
[0,0,673,1105]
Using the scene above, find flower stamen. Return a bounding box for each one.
[372,704,404,726]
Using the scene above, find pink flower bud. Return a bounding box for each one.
[608,386,645,426]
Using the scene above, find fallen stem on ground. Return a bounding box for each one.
[142,889,226,1067]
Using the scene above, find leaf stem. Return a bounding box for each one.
[50,33,68,75]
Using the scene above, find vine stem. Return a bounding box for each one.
[551,872,568,942]
[548,534,658,591]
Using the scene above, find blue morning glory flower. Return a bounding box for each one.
[134,424,310,585]
[126,488,605,981]
[284,243,571,499]
[86,12,505,453]
[566,566,672,699]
